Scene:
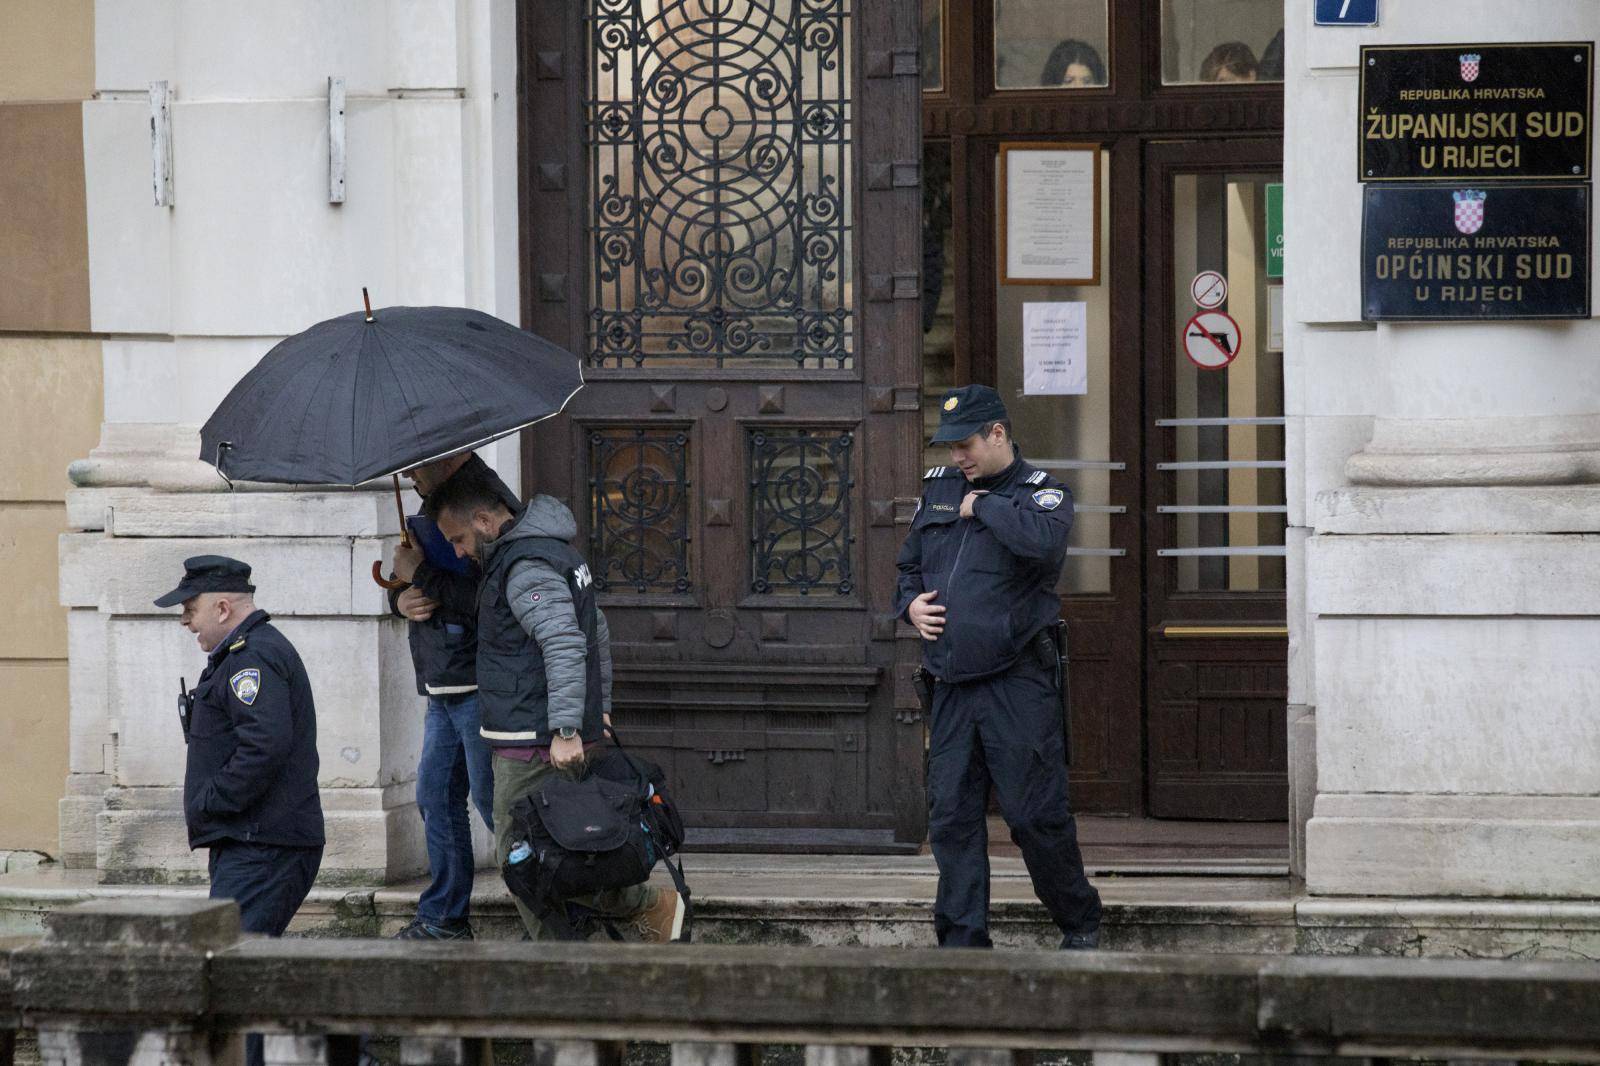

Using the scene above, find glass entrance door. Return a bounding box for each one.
[1143,140,1288,820]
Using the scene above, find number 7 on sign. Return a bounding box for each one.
[1339,0,1352,17]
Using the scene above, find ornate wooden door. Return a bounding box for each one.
[518,0,926,847]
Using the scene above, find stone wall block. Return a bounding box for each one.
[60,536,361,615]
[1284,74,1359,324]
[1309,534,1600,616]
[171,101,397,337]
[1313,617,1600,795]
[82,101,172,335]
[387,0,463,90]
[1300,416,1372,508]
[58,773,110,869]
[392,101,468,307]
[1307,794,1600,897]
[1315,486,1600,536]
[111,493,396,540]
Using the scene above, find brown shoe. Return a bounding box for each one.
[628,886,686,943]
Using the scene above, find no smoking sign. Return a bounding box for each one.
[1183,310,1241,371]
[1190,270,1228,309]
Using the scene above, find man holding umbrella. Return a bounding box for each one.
[197,296,590,935]
[383,452,520,940]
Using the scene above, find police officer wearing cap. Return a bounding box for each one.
[157,556,324,940]
[895,385,1102,950]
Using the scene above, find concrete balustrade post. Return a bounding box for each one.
[670,1044,755,1066]
[804,1047,889,1066]
[1088,1054,1156,1066]
[14,899,243,1066]
[1,935,19,1066]
[950,1051,1031,1066]
[263,1036,362,1066]
[533,1042,621,1066]
[398,1038,493,1066]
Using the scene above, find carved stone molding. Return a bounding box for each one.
[68,424,374,494]
[1346,414,1600,487]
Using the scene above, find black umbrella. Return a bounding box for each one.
[201,295,583,487]
[201,293,584,588]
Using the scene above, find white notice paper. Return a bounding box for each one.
[1005,147,1098,283]
[1022,302,1088,395]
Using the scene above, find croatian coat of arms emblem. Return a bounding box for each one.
[1459,53,1481,83]
[1452,189,1487,235]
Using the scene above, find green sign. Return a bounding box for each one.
[1265,183,1284,278]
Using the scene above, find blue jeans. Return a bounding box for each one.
[415,692,495,923]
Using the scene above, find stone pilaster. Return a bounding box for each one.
[1287,0,1600,899]
[58,423,434,884]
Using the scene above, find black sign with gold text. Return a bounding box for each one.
[1362,184,1591,320]
[1360,42,1593,181]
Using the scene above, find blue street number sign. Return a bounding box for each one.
[1315,0,1378,26]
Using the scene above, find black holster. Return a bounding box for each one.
[1031,623,1066,692]
[911,665,935,716]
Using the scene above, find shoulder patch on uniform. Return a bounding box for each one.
[1026,470,1047,485]
[229,668,262,706]
[1031,488,1065,511]
[924,466,956,480]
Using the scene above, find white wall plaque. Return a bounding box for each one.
[1000,142,1101,286]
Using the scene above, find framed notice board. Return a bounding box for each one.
[999,142,1102,286]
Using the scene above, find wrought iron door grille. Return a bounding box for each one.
[748,428,854,595]
[586,0,855,369]
[588,427,693,593]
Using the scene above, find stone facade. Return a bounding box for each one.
[1286,1,1600,896]
[57,1,522,882]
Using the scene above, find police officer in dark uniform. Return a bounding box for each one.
[895,385,1102,949]
[158,556,325,932]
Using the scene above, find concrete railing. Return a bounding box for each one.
[5,899,1600,1066]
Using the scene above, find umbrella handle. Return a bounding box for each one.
[372,560,408,591]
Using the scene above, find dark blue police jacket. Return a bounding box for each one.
[183,610,325,849]
[894,452,1074,683]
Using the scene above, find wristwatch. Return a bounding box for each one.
[556,726,579,741]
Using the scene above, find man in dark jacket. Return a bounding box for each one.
[158,556,323,1066]
[895,385,1101,951]
[385,453,519,940]
[425,477,685,942]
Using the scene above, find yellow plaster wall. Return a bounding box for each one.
[0,0,98,856]
[0,0,95,102]
[0,102,92,332]
[0,337,102,854]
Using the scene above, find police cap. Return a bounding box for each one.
[930,384,1009,444]
[154,555,256,608]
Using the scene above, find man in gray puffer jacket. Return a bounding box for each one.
[425,471,686,942]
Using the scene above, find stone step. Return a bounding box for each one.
[4,857,1599,959]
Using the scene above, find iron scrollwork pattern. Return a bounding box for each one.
[749,428,854,596]
[588,428,693,593]
[587,0,855,369]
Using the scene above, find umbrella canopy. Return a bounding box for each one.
[200,305,583,486]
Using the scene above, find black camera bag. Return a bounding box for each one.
[502,732,690,941]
